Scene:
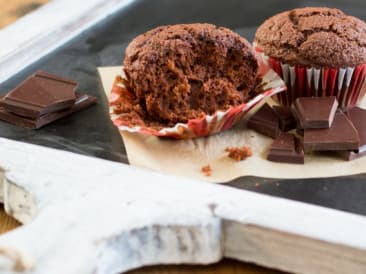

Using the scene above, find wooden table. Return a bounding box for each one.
[0,1,285,273]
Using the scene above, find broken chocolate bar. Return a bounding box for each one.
[0,93,96,129]
[267,133,304,164]
[339,107,366,160]
[273,105,296,131]
[303,112,360,152]
[247,103,281,138]
[340,146,366,161]
[0,71,77,118]
[292,96,338,129]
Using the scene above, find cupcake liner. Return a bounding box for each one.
[109,54,286,139]
[254,45,366,108]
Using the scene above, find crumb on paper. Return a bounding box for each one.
[201,165,212,176]
[225,146,253,161]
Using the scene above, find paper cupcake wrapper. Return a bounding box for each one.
[109,55,286,139]
[254,45,366,108]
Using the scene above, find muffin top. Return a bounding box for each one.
[123,23,258,126]
[254,7,366,67]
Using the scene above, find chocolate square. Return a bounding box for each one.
[273,105,296,131]
[267,133,304,164]
[292,96,338,129]
[247,103,281,138]
[303,111,360,152]
[0,93,96,129]
[339,107,366,160]
[0,71,77,118]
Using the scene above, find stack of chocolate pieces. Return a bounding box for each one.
[0,71,97,129]
[293,97,360,153]
[247,102,303,164]
[247,96,366,164]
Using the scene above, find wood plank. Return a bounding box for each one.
[0,207,282,274]
[0,0,49,29]
[129,259,284,274]
[0,209,282,274]
[0,138,366,274]
[0,206,19,234]
[0,0,135,84]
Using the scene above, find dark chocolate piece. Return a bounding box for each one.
[292,96,338,129]
[0,71,77,118]
[296,128,304,136]
[303,111,360,152]
[339,107,366,160]
[339,146,366,161]
[247,103,281,138]
[273,105,296,131]
[267,133,304,164]
[346,107,366,146]
[0,93,96,129]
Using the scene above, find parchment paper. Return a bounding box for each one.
[98,66,366,183]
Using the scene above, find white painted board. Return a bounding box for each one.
[0,138,365,274]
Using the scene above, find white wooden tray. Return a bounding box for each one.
[0,1,366,274]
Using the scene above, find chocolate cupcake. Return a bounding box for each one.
[109,23,286,138]
[123,23,258,126]
[254,7,366,108]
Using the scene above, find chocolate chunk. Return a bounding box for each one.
[340,147,366,161]
[339,107,366,160]
[303,112,360,152]
[346,107,366,145]
[273,105,296,131]
[296,128,304,136]
[0,71,77,118]
[0,93,96,129]
[247,103,281,138]
[292,96,338,129]
[267,133,304,164]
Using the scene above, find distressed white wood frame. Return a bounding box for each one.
[0,0,134,84]
[0,138,365,274]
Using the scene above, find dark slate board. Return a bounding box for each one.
[1,0,366,215]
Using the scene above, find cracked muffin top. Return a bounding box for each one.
[123,23,258,126]
[254,7,366,67]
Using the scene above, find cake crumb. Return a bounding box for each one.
[225,146,253,161]
[201,165,212,176]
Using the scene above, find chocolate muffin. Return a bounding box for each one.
[255,7,366,67]
[123,23,258,126]
[254,7,366,108]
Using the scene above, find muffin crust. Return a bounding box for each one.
[255,7,366,67]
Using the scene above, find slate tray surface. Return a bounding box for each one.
[1,0,365,215]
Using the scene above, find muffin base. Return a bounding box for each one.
[255,46,366,109]
[109,54,286,139]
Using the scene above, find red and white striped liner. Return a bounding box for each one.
[109,54,286,139]
[254,44,366,108]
